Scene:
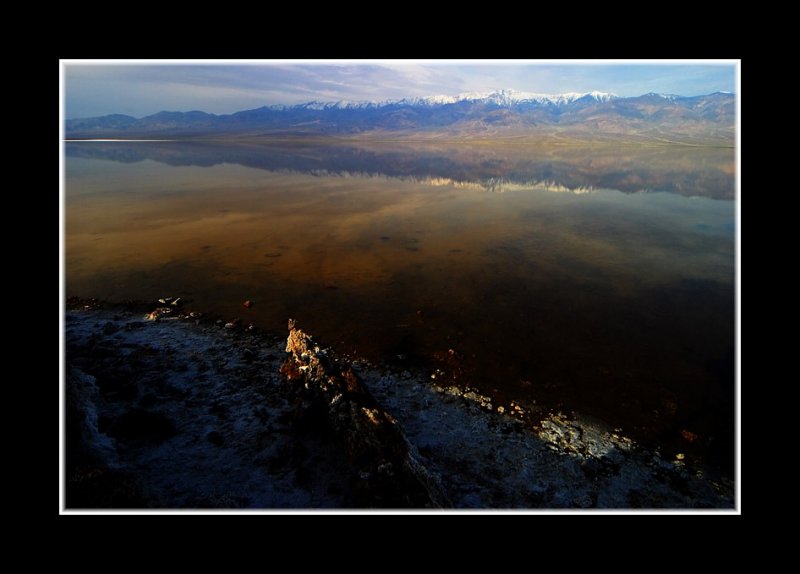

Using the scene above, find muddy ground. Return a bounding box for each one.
[64,303,734,510]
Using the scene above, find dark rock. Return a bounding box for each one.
[106,409,176,444]
[209,402,227,418]
[115,382,139,401]
[102,322,119,335]
[66,465,153,508]
[206,431,224,446]
[294,466,312,488]
[280,319,449,508]
[581,458,603,480]
[139,393,157,408]
[66,368,116,472]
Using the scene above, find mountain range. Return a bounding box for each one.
[65,90,735,144]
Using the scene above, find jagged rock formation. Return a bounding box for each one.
[280,319,449,508]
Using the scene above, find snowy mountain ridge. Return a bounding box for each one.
[65,90,735,142]
[278,89,619,111]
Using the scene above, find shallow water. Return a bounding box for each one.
[64,140,735,473]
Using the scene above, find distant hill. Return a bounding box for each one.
[65,90,735,144]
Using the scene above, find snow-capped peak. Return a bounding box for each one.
[446,89,617,106]
[285,90,618,111]
[393,95,460,107]
[642,92,681,101]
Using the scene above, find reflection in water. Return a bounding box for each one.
[65,141,735,474]
[65,140,735,198]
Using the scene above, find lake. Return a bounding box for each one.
[64,140,736,474]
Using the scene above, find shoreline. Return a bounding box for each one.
[64,135,735,149]
[63,298,735,509]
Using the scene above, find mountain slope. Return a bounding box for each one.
[65,90,735,143]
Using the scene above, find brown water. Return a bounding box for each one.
[64,140,736,473]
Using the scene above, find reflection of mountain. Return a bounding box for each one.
[65,141,735,199]
[65,91,734,145]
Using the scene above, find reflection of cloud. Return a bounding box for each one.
[65,140,735,199]
[307,170,595,195]
[481,178,594,195]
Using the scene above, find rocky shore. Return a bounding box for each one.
[64,300,734,509]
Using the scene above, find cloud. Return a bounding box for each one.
[63,61,736,119]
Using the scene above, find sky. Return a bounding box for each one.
[63,60,738,119]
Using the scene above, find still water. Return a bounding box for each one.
[65,141,735,472]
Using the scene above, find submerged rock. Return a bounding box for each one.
[280,319,449,508]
